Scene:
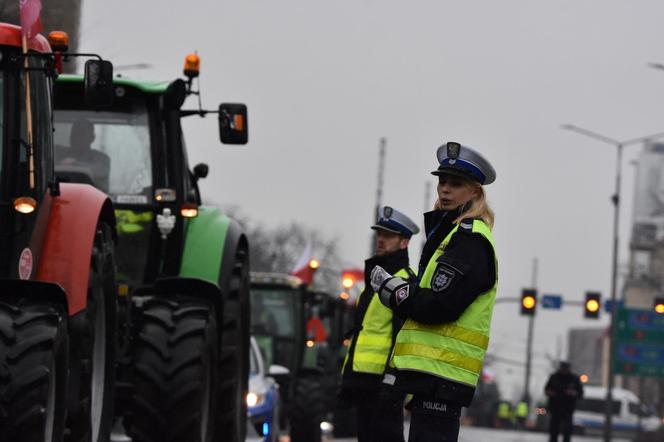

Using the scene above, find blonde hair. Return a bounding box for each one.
[434,182,495,229]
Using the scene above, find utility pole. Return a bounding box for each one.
[370,137,386,256]
[523,257,538,408]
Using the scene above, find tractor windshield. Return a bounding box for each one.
[54,107,152,201]
[250,287,300,370]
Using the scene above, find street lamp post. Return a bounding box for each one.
[560,124,664,442]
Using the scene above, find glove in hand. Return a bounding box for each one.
[370,265,393,292]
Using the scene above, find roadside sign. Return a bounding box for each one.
[541,294,563,309]
[613,308,664,378]
[605,299,624,313]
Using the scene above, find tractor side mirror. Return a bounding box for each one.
[165,79,187,110]
[193,163,209,180]
[218,103,248,145]
[84,59,114,108]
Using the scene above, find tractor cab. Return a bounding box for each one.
[249,272,338,376]
[0,23,113,286]
[0,28,55,273]
[52,57,248,291]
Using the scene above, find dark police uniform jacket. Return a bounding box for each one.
[391,208,496,407]
[545,371,584,414]
[340,248,412,400]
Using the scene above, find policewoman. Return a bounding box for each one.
[340,206,419,442]
[371,142,498,442]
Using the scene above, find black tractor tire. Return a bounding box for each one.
[290,375,324,442]
[67,223,117,442]
[215,246,249,442]
[0,298,68,442]
[127,296,218,442]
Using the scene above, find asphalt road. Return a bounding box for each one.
[244,424,634,442]
[116,421,635,442]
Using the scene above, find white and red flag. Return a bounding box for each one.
[291,242,318,285]
[19,0,43,39]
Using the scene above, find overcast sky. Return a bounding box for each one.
[78,0,664,400]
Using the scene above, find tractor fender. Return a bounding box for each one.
[179,206,248,324]
[0,279,68,307]
[146,277,224,319]
[36,183,116,316]
[180,207,248,293]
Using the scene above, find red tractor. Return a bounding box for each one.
[0,24,117,441]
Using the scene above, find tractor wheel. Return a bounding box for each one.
[289,375,324,442]
[215,246,249,442]
[0,298,68,442]
[127,296,218,442]
[67,223,117,442]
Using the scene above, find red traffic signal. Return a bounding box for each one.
[584,292,601,319]
[521,289,537,316]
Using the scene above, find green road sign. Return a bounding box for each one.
[613,308,664,378]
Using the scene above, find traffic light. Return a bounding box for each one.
[584,292,601,319]
[520,289,537,315]
[654,297,664,314]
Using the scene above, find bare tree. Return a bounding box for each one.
[223,206,344,294]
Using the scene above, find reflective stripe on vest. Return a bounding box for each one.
[391,219,497,387]
[349,267,413,375]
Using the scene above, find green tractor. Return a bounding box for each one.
[52,55,250,442]
[249,272,354,442]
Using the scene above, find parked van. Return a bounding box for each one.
[573,386,661,436]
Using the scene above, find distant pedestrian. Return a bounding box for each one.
[544,361,584,442]
[514,400,528,430]
[339,206,419,442]
[496,401,512,428]
[371,141,498,442]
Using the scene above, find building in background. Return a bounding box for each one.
[623,142,664,416]
[567,328,606,386]
[0,0,82,72]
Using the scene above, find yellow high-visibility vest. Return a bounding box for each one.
[516,401,528,418]
[498,402,511,419]
[391,219,497,387]
[344,268,413,375]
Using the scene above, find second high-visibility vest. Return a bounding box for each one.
[347,267,413,375]
[391,219,498,387]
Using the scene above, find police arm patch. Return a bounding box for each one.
[431,263,457,292]
[395,285,410,306]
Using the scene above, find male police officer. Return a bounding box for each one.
[339,206,419,442]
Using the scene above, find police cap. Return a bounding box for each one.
[371,206,420,239]
[432,141,496,185]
